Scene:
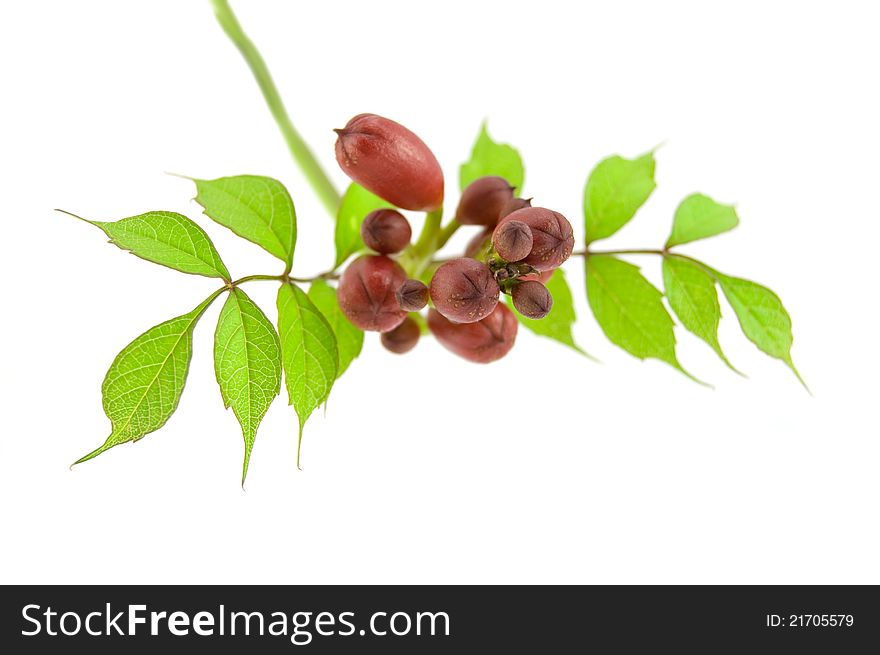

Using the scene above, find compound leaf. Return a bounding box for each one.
[583,152,656,244]
[459,121,525,193]
[586,254,697,381]
[214,288,282,483]
[308,279,364,378]
[666,193,738,248]
[335,183,392,267]
[276,283,338,465]
[74,292,221,465]
[662,256,737,372]
[193,175,297,268]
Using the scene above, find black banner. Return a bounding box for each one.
[1,585,877,652]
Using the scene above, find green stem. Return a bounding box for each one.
[436,219,461,248]
[211,0,340,217]
[577,248,720,277]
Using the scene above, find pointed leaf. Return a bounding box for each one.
[308,279,364,378]
[86,211,229,279]
[334,183,392,267]
[583,152,656,243]
[666,193,739,248]
[74,292,220,465]
[193,175,297,268]
[508,269,593,358]
[716,274,804,385]
[662,256,737,371]
[276,283,338,464]
[459,122,525,192]
[214,288,282,482]
[586,255,695,379]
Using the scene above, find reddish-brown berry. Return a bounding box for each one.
[511,280,553,319]
[492,220,533,262]
[360,209,411,254]
[381,317,420,354]
[337,255,407,332]
[335,114,444,211]
[497,207,574,272]
[429,258,500,324]
[499,196,532,219]
[396,279,428,312]
[427,304,518,363]
[455,176,515,226]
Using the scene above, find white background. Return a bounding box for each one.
[1,0,878,584]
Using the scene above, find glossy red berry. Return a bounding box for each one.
[455,176,515,226]
[511,280,553,319]
[396,279,429,312]
[381,317,420,354]
[360,209,411,254]
[337,255,407,332]
[429,258,500,324]
[492,220,533,262]
[497,207,574,272]
[427,304,518,363]
[335,113,444,211]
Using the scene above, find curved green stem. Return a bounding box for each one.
[211,0,340,217]
[436,219,461,248]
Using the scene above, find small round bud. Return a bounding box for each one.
[455,176,515,226]
[499,196,532,219]
[511,280,553,319]
[396,279,428,312]
[335,113,444,211]
[429,258,500,324]
[497,207,574,272]
[427,304,518,363]
[337,255,407,332]
[360,209,411,254]
[492,220,533,262]
[381,317,420,354]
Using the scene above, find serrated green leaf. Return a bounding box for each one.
[308,279,364,379]
[662,256,738,372]
[276,283,338,466]
[459,121,525,193]
[214,288,282,483]
[508,270,594,358]
[335,183,392,267]
[666,193,739,248]
[193,175,297,268]
[716,273,805,387]
[84,210,229,279]
[583,152,656,244]
[74,291,222,465]
[586,255,698,381]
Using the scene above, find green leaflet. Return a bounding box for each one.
[586,255,697,381]
[583,152,656,244]
[74,291,222,465]
[308,279,364,378]
[84,210,229,279]
[662,256,738,372]
[459,121,525,193]
[193,175,297,268]
[716,274,805,387]
[334,183,392,267]
[666,193,739,248]
[508,269,593,358]
[276,283,338,465]
[214,288,282,483]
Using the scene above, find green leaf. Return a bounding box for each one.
[308,279,364,378]
[662,256,738,372]
[214,288,282,483]
[334,183,392,267]
[666,193,739,248]
[716,274,805,387]
[193,175,297,268]
[74,291,221,465]
[586,255,697,381]
[459,121,525,193]
[80,210,229,279]
[583,152,656,244]
[276,283,338,465]
[508,270,594,358]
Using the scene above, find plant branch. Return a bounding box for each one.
[211,0,340,217]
